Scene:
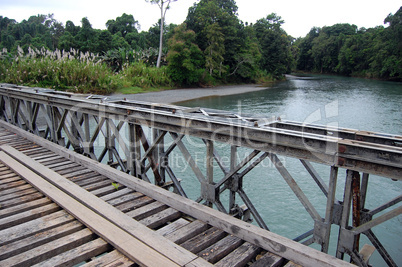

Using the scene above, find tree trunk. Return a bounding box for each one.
[156,1,164,68]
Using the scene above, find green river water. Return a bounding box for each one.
[175,75,402,266]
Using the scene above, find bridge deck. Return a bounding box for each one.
[0,122,351,267]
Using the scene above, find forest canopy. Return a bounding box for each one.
[0,2,400,94]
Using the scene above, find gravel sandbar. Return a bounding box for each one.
[110,84,269,104]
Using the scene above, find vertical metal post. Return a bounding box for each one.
[105,118,114,165]
[133,124,142,179]
[153,129,166,184]
[46,105,55,142]
[322,166,338,253]
[336,169,355,259]
[83,113,90,155]
[26,101,33,133]
[352,171,361,252]
[0,96,5,120]
[128,123,135,175]
[229,145,237,212]
[206,139,214,207]
[360,173,369,208]
[11,98,18,125]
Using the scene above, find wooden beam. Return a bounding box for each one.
[0,145,211,267]
[0,151,179,267]
[0,124,354,267]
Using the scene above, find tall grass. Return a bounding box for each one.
[121,62,172,89]
[0,46,173,94]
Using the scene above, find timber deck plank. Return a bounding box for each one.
[0,146,209,266]
[0,151,179,266]
[215,242,261,267]
[0,122,356,267]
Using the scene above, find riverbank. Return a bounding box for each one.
[110,84,270,104]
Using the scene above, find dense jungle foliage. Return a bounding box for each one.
[295,7,401,80]
[0,1,400,94]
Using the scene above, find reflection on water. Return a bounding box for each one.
[177,75,402,266]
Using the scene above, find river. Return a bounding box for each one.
[175,75,402,266]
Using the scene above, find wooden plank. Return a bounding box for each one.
[0,169,13,175]
[48,162,78,171]
[0,188,40,205]
[0,192,43,209]
[90,184,125,197]
[0,150,185,267]
[36,156,64,164]
[39,158,68,167]
[0,174,20,183]
[0,166,9,171]
[57,165,87,175]
[100,187,135,202]
[114,195,154,212]
[0,139,30,147]
[0,183,32,196]
[16,144,43,152]
[128,201,167,221]
[23,147,49,156]
[9,141,32,148]
[43,160,76,168]
[251,251,285,267]
[181,228,227,254]
[84,180,114,192]
[105,191,143,206]
[63,169,95,179]
[0,220,84,260]
[75,176,109,187]
[0,197,51,219]
[0,203,60,230]
[0,146,208,265]
[30,238,111,267]
[0,228,95,266]
[215,242,261,267]
[165,220,209,245]
[0,180,27,190]
[0,124,355,267]
[139,207,182,229]
[81,250,133,267]
[30,153,57,161]
[198,234,243,263]
[157,218,190,236]
[0,210,74,244]
[29,147,352,267]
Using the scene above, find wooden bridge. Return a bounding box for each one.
[0,84,401,266]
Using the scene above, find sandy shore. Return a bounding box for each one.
[109,84,269,104]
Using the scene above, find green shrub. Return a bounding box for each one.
[120,62,173,88]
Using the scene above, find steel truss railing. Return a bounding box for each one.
[1,83,401,266]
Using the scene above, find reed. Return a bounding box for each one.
[0,47,174,94]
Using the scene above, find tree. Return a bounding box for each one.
[96,30,113,53]
[229,23,262,81]
[167,23,204,85]
[204,22,225,77]
[254,13,293,78]
[295,27,319,71]
[106,13,139,38]
[145,0,177,68]
[186,0,245,79]
[76,17,97,52]
[111,32,130,50]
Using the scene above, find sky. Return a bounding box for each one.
[0,0,401,38]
